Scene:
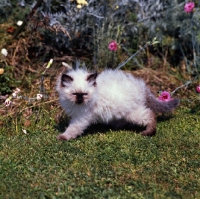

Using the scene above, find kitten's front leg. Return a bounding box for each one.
[57,118,91,141]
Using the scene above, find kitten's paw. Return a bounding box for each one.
[57,133,76,141]
[141,129,156,136]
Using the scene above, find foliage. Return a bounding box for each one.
[0,0,199,105]
[0,49,15,95]
[0,0,12,23]
[0,1,198,74]
[1,0,140,68]
[135,0,200,77]
[0,65,13,94]
[1,0,200,72]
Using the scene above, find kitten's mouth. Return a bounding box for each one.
[72,93,87,104]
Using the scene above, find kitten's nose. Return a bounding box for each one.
[73,93,87,104]
[76,94,84,104]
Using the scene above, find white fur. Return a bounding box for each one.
[94,70,148,123]
[56,68,154,140]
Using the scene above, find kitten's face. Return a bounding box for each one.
[57,69,97,105]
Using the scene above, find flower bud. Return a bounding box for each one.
[12,93,17,98]
[0,68,4,74]
[15,88,21,94]
[17,21,23,26]
[1,48,8,57]
[196,85,200,93]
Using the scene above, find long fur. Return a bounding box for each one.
[56,68,180,140]
[145,89,180,113]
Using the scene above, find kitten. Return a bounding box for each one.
[56,66,179,140]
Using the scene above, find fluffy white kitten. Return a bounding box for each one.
[56,66,179,140]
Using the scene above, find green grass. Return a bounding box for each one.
[0,106,200,199]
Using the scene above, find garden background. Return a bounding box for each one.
[0,0,199,198]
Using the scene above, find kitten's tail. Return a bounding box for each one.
[145,89,180,113]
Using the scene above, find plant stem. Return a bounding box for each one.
[116,43,148,70]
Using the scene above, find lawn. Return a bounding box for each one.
[0,105,199,199]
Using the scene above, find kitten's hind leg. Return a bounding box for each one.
[140,110,156,136]
[126,108,156,136]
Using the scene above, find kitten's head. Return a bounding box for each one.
[56,68,97,105]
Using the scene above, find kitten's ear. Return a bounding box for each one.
[61,74,73,87]
[87,72,98,83]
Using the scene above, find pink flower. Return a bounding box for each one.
[158,91,173,102]
[184,2,195,13]
[15,88,21,94]
[108,41,118,51]
[196,85,200,93]
[12,88,21,97]
[4,98,11,106]
[36,94,43,100]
